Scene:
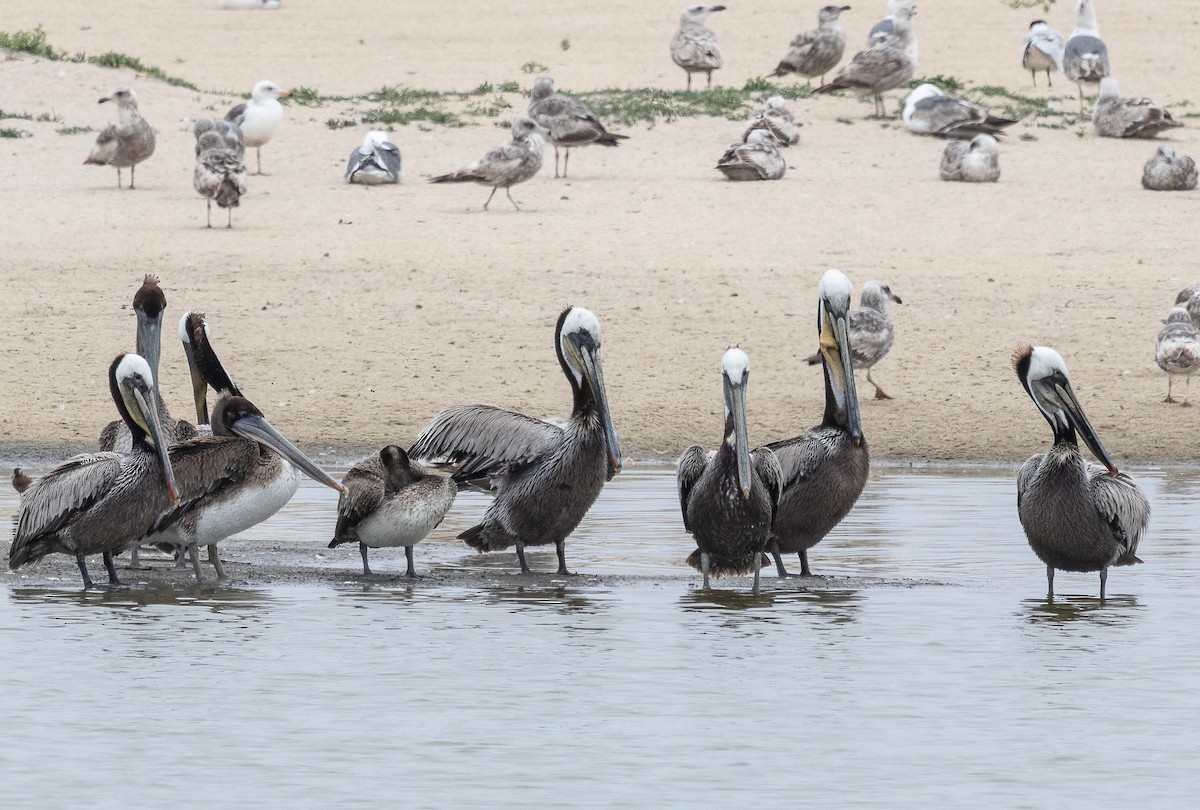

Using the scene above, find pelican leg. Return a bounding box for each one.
[1046,564,1055,599]
[75,553,96,589]
[770,540,794,578]
[359,542,376,578]
[208,545,226,579]
[752,556,761,595]
[555,540,574,576]
[868,368,892,400]
[102,551,123,585]
[126,544,144,570]
[174,547,189,570]
[515,542,531,574]
[405,545,419,579]
[1099,568,1107,600]
[188,544,204,583]
[505,186,521,212]
[701,551,711,589]
[483,186,499,211]
[799,549,813,577]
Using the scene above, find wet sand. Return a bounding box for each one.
[2,1,1200,465]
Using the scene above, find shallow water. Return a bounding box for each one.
[2,464,1199,807]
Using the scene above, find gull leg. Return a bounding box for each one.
[226,207,233,229]
[686,72,692,92]
[103,551,122,586]
[206,199,213,229]
[555,540,574,576]
[255,147,267,176]
[868,368,892,400]
[1047,70,1053,88]
[188,544,204,583]
[208,545,226,579]
[1031,70,1037,87]
[1183,376,1192,407]
[1046,564,1054,599]
[701,551,711,589]
[129,164,136,190]
[505,186,521,212]
[515,542,531,574]
[553,144,560,179]
[405,545,418,579]
[706,70,713,90]
[799,549,813,577]
[76,553,96,589]
[563,148,570,179]
[116,168,123,189]
[752,556,761,595]
[483,185,498,210]
[1099,567,1107,600]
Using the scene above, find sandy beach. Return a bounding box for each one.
[2,0,1199,466]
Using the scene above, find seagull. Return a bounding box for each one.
[815,4,917,118]
[939,134,1000,183]
[806,280,903,399]
[194,131,248,228]
[344,131,403,184]
[742,96,801,146]
[671,5,726,91]
[1063,0,1110,113]
[770,5,851,87]
[193,117,243,157]
[12,468,32,495]
[1022,20,1064,87]
[1143,145,1197,191]
[527,76,628,178]
[226,80,288,175]
[83,88,155,189]
[866,0,914,53]
[429,117,544,210]
[716,130,786,181]
[903,84,1017,138]
[1092,78,1183,139]
[1156,307,1200,405]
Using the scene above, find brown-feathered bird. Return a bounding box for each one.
[12,468,32,495]
[193,130,248,228]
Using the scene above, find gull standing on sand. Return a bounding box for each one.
[84,88,155,189]
[742,96,801,146]
[344,130,403,184]
[193,117,243,157]
[1022,20,1064,87]
[1143,145,1197,191]
[1092,78,1182,139]
[527,76,628,178]
[805,280,903,399]
[1014,346,1149,599]
[940,135,1000,183]
[194,131,248,228]
[329,446,457,578]
[1156,307,1200,405]
[815,4,917,118]
[429,117,544,211]
[716,130,786,181]
[226,80,288,175]
[903,84,1017,138]
[677,349,782,594]
[1063,0,1110,113]
[770,5,850,87]
[671,5,726,91]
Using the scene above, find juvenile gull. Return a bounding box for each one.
[193,117,243,157]
[939,134,1000,183]
[716,130,786,181]
[867,0,914,52]
[671,5,726,91]
[1063,0,1110,113]
[83,88,156,189]
[1143,145,1197,191]
[226,79,288,175]
[328,446,457,578]
[1022,20,1064,87]
[527,76,628,178]
[770,5,850,87]
[12,468,32,495]
[1156,307,1200,405]
[903,84,1017,138]
[194,131,248,228]
[806,280,903,399]
[344,130,402,184]
[815,4,917,118]
[1092,78,1182,139]
[429,117,544,210]
[742,96,801,146]
[1175,285,1200,310]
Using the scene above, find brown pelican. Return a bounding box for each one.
[1014,346,1150,598]
[83,88,156,189]
[409,306,622,574]
[99,276,199,453]
[329,446,457,578]
[677,348,782,593]
[770,5,850,88]
[761,269,869,577]
[806,280,903,399]
[12,468,32,495]
[9,354,180,588]
[671,5,725,91]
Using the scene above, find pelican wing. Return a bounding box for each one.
[762,429,842,490]
[676,445,710,533]
[409,404,563,481]
[1088,466,1150,564]
[13,453,124,544]
[753,447,785,528]
[145,437,261,535]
